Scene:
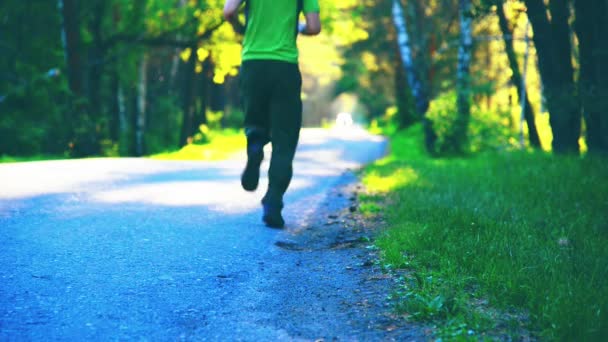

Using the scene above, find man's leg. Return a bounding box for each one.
[240,61,271,191]
[262,62,302,227]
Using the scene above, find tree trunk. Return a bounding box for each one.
[409,0,431,100]
[59,0,100,157]
[58,0,84,97]
[198,57,212,128]
[88,1,107,117]
[110,74,120,142]
[391,0,428,114]
[524,0,581,154]
[118,83,129,155]
[170,49,182,89]
[135,53,148,156]
[575,0,608,155]
[496,2,541,148]
[170,0,188,89]
[453,0,473,153]
[179,45,198,146]
[394,47,417,128]
[111,71,129,155]
[209,73,226,113]
[391,0,436,152]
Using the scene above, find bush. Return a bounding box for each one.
[425,91,517,155]
[221,109,245,129]
[369,106,400,136]
[191,124,211,145]
[145,95,182,154]
[0,78,71,156]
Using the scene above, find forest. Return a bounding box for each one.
[1,0,606,159]
[2,1,608,339]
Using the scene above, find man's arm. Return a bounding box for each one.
[300,12,321,36]
[223,0,242,20]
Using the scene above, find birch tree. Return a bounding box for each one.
[451,0,473,153]
[135,54,148,156]
[391,0,436,152]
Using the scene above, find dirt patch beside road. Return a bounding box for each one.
[266,171,432,341]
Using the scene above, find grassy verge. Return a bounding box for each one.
[0,154,65,163]
[361,124,608,340]
[2,130,246,164]
[149,129,245,161]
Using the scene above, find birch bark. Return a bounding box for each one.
[391,0,436,152]
[135,54,148,156]
[453,0,473,153]
[391,0,428,115]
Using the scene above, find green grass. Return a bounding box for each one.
[2,130,246,163]
[149,129,246,161]
[362,124,608,340]
[0,154,65,163]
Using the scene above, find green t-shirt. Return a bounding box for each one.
[242,0,320,63]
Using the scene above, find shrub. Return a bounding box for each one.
[425,91,517,155]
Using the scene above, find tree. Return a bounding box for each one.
[391,0,437,152]
[0,0,69,155]
[494,0,540,148]
[575,0,608,155]
[58,0,84,98]
[524,0,580,154]
[135,53,148,156]
[179,45,199,146]
[452,0,474,153]
[333,0,401,123]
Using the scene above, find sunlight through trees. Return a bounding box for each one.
[1,0,606,158]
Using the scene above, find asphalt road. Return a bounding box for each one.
[0,128,427,341]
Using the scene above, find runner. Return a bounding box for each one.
[224,0,321,228]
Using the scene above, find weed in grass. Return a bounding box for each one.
[436,319,474,341]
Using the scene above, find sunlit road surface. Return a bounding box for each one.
[0,128,388,340]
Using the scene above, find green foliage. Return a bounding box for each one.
[190,110,226,145]
[364,124,608,340]
[190,108,246,146]
[0,0,71,156]
[151,129,245,161]
[334,0,395,119]
[192,124,212,145]
[145,95,182,154]
[368,106,400,136]
[100,139,120,157]
[0,154,65,164]
[426,92,517,155]
[222,109,245,129]
[206,110,224,131]
[0,0,241,158]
